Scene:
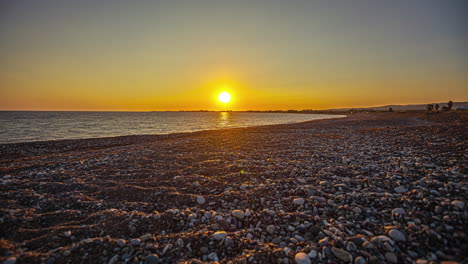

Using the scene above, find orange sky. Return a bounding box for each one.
[1,1,467,111]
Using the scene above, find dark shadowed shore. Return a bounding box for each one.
[0,112,467,264]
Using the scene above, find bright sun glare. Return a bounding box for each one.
[218,91,231,103]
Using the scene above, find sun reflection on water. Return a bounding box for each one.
[217,111,233,128]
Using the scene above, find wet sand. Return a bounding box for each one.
[0,112,467,264]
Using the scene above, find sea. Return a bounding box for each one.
[0,111,343,144]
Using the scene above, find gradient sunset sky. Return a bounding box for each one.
[1,0,467,111]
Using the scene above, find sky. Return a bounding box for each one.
[0,0,467,111]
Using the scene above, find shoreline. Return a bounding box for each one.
[0,111,466,263]
[0,115,346,160]
[0,113,345,148]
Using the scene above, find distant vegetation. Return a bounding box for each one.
[426,101,454,112]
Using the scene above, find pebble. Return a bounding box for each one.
[130,238,141,246]
[3,258,16,264]
[208,252,219,261]
[117,239,126,247]
[294,252,311,264]
[108,255,119,264]
[213,231,228,240]
[331,247,352,262]
[354,256,366,264]
[232,210,245,219]
[147,254,160,264]
[196,196,206,205]
[451,200,464,209]
[140,234,152,242]
[388,229,406,242]
[266,225,276,234]
[392,208,406,216]
[385,252,398,263]
[308,250,317,259]
[394,186,407,193]
[294,198,305,205]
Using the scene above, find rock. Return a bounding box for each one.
[224,236,234,247]
[388,230,406,242]
[354,256,366,264]
[140,233,152,242]
[394,186,407,193]
[294,198,305,205]
[370,235,394,244]
[64,231,71,237]
[117,239,126,247]
[308,250,317,259]
[353,207,362,214]
[266,209,276,216]
[319,237,329,246]
[294,252,311,264]
[3,258,16,264]
[213,231,228,240]
[331,247,352,262]
[208,252,219,261]
[108,255,119,264]
[266,225,275,234]
[346,241,357,251]
[130,238,141,246]
[232,210,245,219]
[197,196,206,205]
[392,208,406,216]
[385,252,398,263]
[295,234,305,242]
[451,200,464,209]
[200,247,209,254]
[153,211,161,219]
[147,254,160,264]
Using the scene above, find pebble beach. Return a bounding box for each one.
[0,111,467,264]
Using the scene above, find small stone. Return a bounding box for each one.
[130,238,141,246]
[294,198,305,205]
[153,211,161,219]
[147,254,160,264]
[117,239,126,247]
[208,252,219,261]
[108,254,119,264]
[392,208,406,216]
[200,247,209,254]
[266,225,276,234]
[4,258,16,264]
[232,210,245,219]
[331,247,352,262]
[213,231,228,240]
[354,256,366,264]
[266,209,276,216]
[308,250,317,259]
[140,233,152,242]
[451,200,464,209]
[353,207,362,214]
[319,237,329,246]
[346,241,357,251]
[294,252,311,264]
[224,237,234,247]
[385,252,398,263]
[394,186,407,193]
[197,196,206,205]
[295,234,305,242]
[388,230,406,242]
[64,231,71,237]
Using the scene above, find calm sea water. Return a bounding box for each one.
[0,111,343,144]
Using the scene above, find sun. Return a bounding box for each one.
[218,91,231,103]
